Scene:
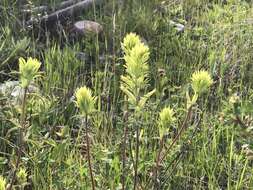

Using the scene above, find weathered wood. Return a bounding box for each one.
[22,6,48,14]
[26,0,102,27]
[58,0,80,10]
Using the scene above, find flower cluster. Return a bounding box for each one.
[124,43,150,79]
[191,70,213,95]
[75,86,96,115]
[187,70,213,107]
[0,176,5,190]
[17,168,27,185]
[121,32,142,55]
[120,33,155,109]
[158,107,175,139]
[19,57,41,88]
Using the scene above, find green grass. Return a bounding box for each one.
[0,0,253,189]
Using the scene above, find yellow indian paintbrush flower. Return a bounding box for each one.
[75,86,96,115]
[0,176,6,190]
[120,33,155,109]
[19,57,41,88]
[158,107,175,139]
[191,70,213,95]
[17,168,27,184]
[121,33,141,55]
[124,43,150,79]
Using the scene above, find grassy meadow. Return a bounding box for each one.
[0,0,253,189]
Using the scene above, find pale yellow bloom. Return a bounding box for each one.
[17,168,27,184]
[19,57,41,88]
[124,43,150,79]
[75,86,96,115]
[121,33,141,55]
[158,107,175,139]
[120,33,155,109]
[191,70,213,95]
[0,176,6,190]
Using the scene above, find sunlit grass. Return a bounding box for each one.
[0,0,253,189]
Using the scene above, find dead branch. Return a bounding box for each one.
[26,0,102,28]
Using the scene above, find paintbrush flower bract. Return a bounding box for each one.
[158,107,175,139]
[19,57,41,88]
[75,86,96,115]
[0,176,6,190]
[121,33,142,55]
[191,70,213,95]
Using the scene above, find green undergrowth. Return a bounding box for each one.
[0,0,253,189]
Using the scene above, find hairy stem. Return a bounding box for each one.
[122,125,128,190]
[153,136,164,189]
[85,115,96,190]
[133,123,140,190]
[8,87,28,190]
[122,100,128,190]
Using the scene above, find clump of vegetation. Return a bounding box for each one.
[0,0,253,189]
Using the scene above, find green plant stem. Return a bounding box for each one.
[8,87,28,190]
[122,100,128,190]
[85,114,96,190]
[153,136,164,189]
[122,124,128,190]
[133,122,140,190]
[160,106,192,163]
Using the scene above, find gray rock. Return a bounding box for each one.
[73,20,103,35]
[0,81,19,95]
[0,81,39,105]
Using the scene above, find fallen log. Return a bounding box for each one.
[22,6,48,14]
[26,0,102,28]
[58,0,81,10]
[22,1,79,15]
